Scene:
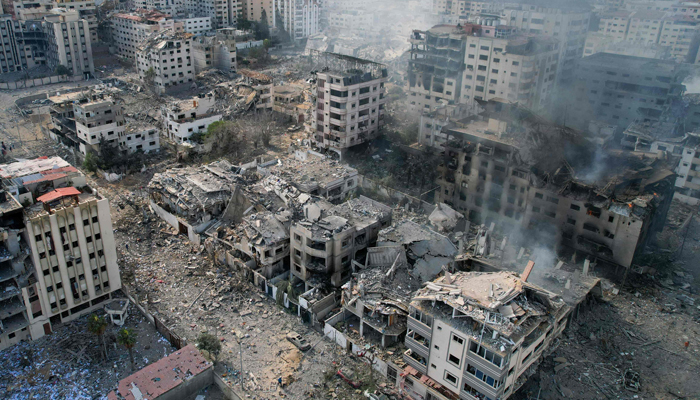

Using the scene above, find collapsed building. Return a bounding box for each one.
[191,30,238,74]
[272,84,312,124]
[0,157,122,351]
[110,9,177,61]
[237,69,274,111]
[402,271,571,400]
[431,99,676,269]
[258,149,358,203]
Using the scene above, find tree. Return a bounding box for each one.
[263,39,272,49]
[87,314,108,360]
[196,332,222,363]
[256,10,270,40]
[55,65,72,76]
[117,328,137,371]
[83,151,98,172]
[143,67,157,92]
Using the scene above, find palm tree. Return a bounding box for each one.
[87,314,108,360]
[117,328,137,371]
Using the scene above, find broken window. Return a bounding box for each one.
[570,204,581,211]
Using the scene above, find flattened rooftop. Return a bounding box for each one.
[107,344,211,400]
[0,156,71,180]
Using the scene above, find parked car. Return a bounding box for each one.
[286,331,311,351]
[337,367,363,389]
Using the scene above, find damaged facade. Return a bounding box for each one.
[161,92,222,143]
[136,30,194,94]
[290,195,392,289]
[403,271,570,400]
[191,30,238,74]
[0,157,121,350]
[408,24,560,115]
[313,52,388,158]
[433,100,676,269]
[237,69,274,111]
[111,9,176,61]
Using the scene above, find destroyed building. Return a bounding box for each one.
[379,220,458,283]
[191,30,237,74]
[161,92,222,143]
[111,9,177,61]
[136,29,194,94]
[312,52,388,158]
[148,160,246,243]
[621,122,700,205]
[237,69,273,111]
[73,95,126,156]
[433,99,676,269]
[338,245,416,348]
[258,150,358,203]
[0,157,122,350]
[403,271,570,400]
[290,195,392,289]
[272,84,311,124]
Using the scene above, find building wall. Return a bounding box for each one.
[243,0,275,26]
[43,13,95,77]
[182,16,212,34]
[26,196,120,325]
[136,37,194,94]
[123,127,160,153]
[111,15,174,60]
[314,71,387,156]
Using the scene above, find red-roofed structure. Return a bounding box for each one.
[107,345,213,400]
[36,187,81,203]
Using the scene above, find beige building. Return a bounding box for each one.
[289,196,391,290]
[136,30,194,94]
[55,0,97,43]
[111,10,176,60]
[185,0,237,28]
[313,55,387,158]
[74,96,125,155]
[12,0,54,21]
[403,271,570,400]
[43,8,94,78]
[0,157,121,350]
[242,0,275,26]
[599,10,634,41]
[133,0,184,18]
[277,0,319,40]
[191,30,237,73]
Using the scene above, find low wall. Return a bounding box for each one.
[214,373,243,400]
[161,366,214,400]
[0,74,83,90]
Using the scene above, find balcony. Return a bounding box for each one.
[403,349,428,375]
[407,315,432,339]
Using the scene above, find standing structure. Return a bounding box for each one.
[277,0,320,41]
[111,10,176,61]
[312,52,388,158]
[136,30,194,94]
[161,92,222,143]
[0,157,122,350]
[43,8,94,78]
[403,271,570,400]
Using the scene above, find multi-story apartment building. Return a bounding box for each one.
[570,52,687,131]
[0,14,40,73]
[277,0,320,41]
[661,17,700,63]
[501,3,591,86]
[242,0,275,27]
[326,9,372,32]
[111,10,175,60]
[583,31,670,59]
[0,156,122,351]
[407,24,558,115]
[596,10,700,63]
[289,196,391,290]
[136,30,194,94]
[73,96,128,155]
[431,100,676,269]
[161,92,222,142]
[313,55,387,158]
[185,0,236,29]
[403,271,570,400]
[12,0,54,21]
[461,32,559,113]
[599,10,634,41]
[133,0,183,18]
[55,0,97,43]
[431,0,501,19]
[43,8,94,78]
[407,25,469,115]
[181,16,212,34]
